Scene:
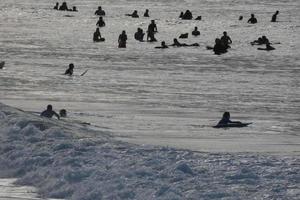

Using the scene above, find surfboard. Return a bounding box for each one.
[213,123,252,128]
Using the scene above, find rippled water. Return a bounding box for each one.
[0,0,299,153]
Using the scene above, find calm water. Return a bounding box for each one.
[0,0,299,153]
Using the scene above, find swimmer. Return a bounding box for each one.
[155,41,168,49]
[257,43,275,51]
[59,109,67,118]
[192,27,200,36]
[65,63,74,76]
[93,28,105,42]
[271,10,279,22]
[118,30,127,48]
[54,2,59,10]
[217,112,241,125]
[95,6,105,16]
[134,28,145,42]
[40,105,60,119]
[247,14,257,24]
[126,10,139,18]
[182,10,193,20]
[147,20,158,42]
[220,31,232,48]
[59,2,68,11]
[96,17,105,27]
[213,38,227,55]
[144,9,149,17]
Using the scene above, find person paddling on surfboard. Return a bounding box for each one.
[217,112,241,125]
[65,63,74,76]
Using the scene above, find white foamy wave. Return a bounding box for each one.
[0,102,299,200]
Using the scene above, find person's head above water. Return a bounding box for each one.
[194,26,198,30]
[69,63,74,69]
[98,6,102,10]
[161,41,166,46]
[223,31,227,36]
[251,14,255,18]
[47,104,53,111]
[223,112,230,119]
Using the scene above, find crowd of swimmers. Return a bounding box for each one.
[52,3,280,54]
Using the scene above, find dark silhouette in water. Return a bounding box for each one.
[93,28,105,42]
[72,6,78,12]
[41,105,60,119]
[147,20,158,42]
[59,2,68,11]
[54,2,59,10]
[192,27,200,36]
[220,31,232,48]
[59,109,67,118]
[0,61,5,69]
[239,16,243,20]
[96,17,105,27]
[179,12,184,18]
[179,33,188,39]
[95,6,105,16]
[126,10,139,18]
[257,43,275,51]
[134,28,145,42]
[155,41,169,49]
[271,10,279,22]
[217,112,241,125]
[181,10,193,20]
[118,30,127,48]
[65,63,74,76]
[251,35,269,45]
[213,38,227,55]
[170,38,199,47]
[195,16,202,20]
[247,14,257,24]
[144,9,149,17]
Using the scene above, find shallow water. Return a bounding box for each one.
[0,0,299,153]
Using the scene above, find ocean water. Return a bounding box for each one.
[0,0,300,153]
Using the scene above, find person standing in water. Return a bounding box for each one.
[144,9,149,17]
[93,28,104,42]
[220,31,232,48]
[95,6,105,16]
[247,14,257,24]
[118,30,127,48]
[41,105,60,119]
[96,17,105,27]
[147,20,158,42]
[271,10,279,22]
[65,63,74,75]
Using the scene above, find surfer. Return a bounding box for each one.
[118,30,127,48]
[213,38,227,55]
[195,16,202,20]
[182,10,193,20]
[96,17,105,27]
[95,6,105,16]
[217,112,241,125]
[144,9,149,17]
[220,31,232,48]
[54,2,59,10]
[65,63,74,76]
[147,20,158,42]
[170,38,199,47]
[59,2,69,11]
[192,27,200,36]
[155,41,168,49]
[59,109,67,118]
[93,28,105,42]
[126,10,139,18]
[271,11,279,22]
[72,6,78,12]
[41,105,60,119]
[247,14,257,24]
[134,28,145,42]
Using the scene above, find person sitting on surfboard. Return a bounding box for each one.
[65,63,74,76]
[93,28,105,42]
[217,112,241,125]
[41,105,60,119]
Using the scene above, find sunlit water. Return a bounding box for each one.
[0,0,299,153]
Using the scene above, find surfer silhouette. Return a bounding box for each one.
[41,105,60,119]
